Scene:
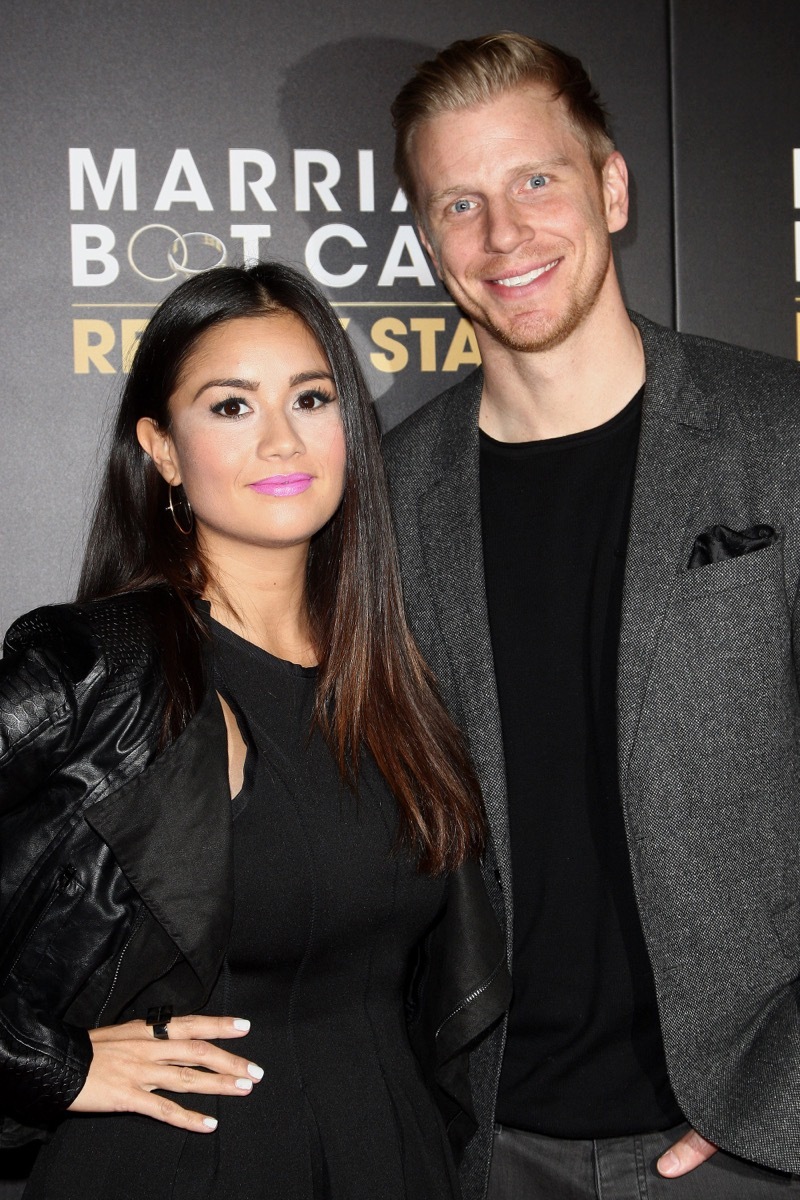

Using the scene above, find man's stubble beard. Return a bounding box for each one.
[459,231,614,357]
[478,273,605,354]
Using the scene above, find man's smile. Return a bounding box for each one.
[490,259,560,288]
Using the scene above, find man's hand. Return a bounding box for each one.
[657,1128,718,1177]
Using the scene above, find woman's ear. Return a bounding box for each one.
[136,417,182,485]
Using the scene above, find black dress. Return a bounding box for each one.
[24,623,459,1200]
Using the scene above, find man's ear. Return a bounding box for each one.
[603,151,629,234]
[136,417,181,485]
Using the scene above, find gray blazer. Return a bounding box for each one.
[383,313,800,1198]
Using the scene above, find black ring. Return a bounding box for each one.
[146,1005,173,1040]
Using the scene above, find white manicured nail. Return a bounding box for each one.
[203,1117,218,1130]
[247,1063,264,1080]
[235,1077,253,1090]
[233,1018,250,1031]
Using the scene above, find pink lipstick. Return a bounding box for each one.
[249,474,313,497]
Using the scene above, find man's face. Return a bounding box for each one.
[412,85,629,355]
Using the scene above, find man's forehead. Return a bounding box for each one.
[415,85,578,161]
[414,88,584,192]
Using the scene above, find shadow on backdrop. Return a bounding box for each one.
[279,36,472,431]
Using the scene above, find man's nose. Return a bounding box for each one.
[483,196,533,255]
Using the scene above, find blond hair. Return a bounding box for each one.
[391,32,615,212]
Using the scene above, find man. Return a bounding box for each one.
[383,31,800,1200]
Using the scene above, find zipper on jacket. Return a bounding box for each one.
[95,912,182,1027]
[434,958,506,1043]
[1,865,78,986]
[95,909,148,1026]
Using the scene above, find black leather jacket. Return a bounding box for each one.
[0,589,509,1152]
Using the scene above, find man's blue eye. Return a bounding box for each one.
[529,175,547,188]
[453,199,472,213]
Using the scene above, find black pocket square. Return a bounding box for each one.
[687,524,778,569]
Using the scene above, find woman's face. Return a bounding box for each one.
[138,312,347,562]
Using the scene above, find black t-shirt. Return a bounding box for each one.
[480,388,682,1137]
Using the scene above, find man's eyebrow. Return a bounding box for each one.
[426,185,473,209]
[425,157,573,210]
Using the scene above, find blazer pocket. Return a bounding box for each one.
[671,537,783,603]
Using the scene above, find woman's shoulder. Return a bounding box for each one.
[3,588,173,685]
[0,589,186,780]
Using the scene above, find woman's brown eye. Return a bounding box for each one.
[211,398,248,418]
[293,389,335,411]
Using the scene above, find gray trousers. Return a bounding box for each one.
[487,1124,800,1199]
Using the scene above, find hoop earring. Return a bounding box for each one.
[167,484,194,535]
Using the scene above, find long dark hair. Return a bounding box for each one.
[78,262,484,873]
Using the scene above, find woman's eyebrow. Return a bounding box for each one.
[193,376,259,401]
[289,370,335,386]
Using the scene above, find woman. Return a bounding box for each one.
[0,263,508,1198]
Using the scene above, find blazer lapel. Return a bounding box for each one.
[617,315,722,781]
[407,331,721,925]
[84,686,233,994]
[415,372,512,895]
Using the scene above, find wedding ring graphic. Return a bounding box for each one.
[127,225,227,282]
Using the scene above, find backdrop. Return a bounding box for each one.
[0,0,798,1191]
[1,0,797,638]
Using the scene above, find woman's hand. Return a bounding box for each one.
[68,1014,263,1132]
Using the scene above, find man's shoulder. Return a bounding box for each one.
[382,368,483,476]
[635,313,800,413]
